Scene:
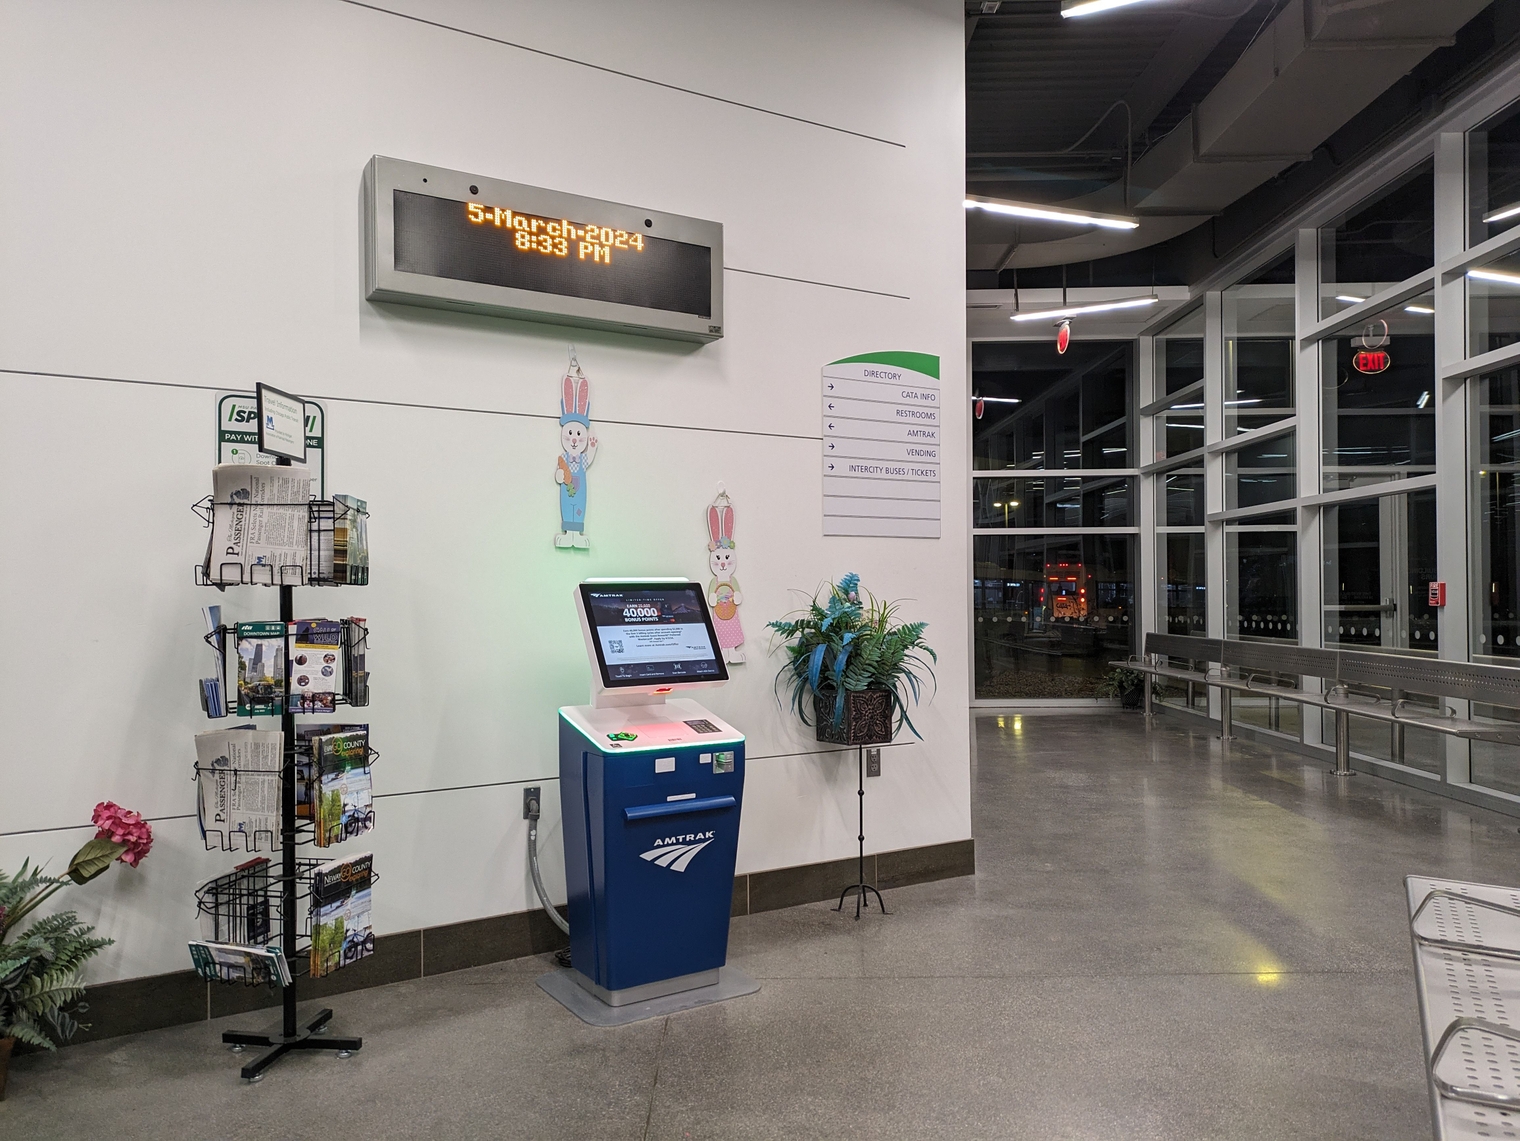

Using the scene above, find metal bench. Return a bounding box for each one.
[1407,876,1520,1139]
[1114,634,1520,776]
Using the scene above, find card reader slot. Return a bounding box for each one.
[624,795,736,822]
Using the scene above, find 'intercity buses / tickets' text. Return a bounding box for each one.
[465,202,645,265]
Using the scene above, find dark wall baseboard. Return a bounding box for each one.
[58,837,975,1049]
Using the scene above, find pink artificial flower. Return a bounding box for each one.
[91,801,153,868]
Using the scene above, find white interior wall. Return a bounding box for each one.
[0,0,967,983]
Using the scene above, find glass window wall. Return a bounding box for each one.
[972,342,1131,470]
[1322,488,1439,652]
[1476,367,1520,660]
[1322,295,1436,491]
[973,476,1133,529]
[1468,101,1520,243]
[1318,159,1434,319]
[1225,524,1298,642]
[973,534,1135,699]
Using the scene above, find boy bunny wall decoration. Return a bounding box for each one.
[553,350,597,549]
[706,485,745,663]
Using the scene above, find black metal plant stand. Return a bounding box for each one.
[218,458,362,1081]
[835,745,887,920]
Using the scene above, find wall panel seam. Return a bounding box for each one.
[335,0,908,148]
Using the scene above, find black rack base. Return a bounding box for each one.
[835,881,887,920]
[834,745,890,921]
[223,1007,361,1081]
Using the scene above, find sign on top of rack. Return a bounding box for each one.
[256,383,306,463]
[821,352,941,539]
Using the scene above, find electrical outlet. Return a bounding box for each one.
[523,786,541,819]
[866,748,882,778]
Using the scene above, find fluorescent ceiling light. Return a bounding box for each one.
[1484,202,1520,224]
[1404,304,1435,315]
[1061,0,1159,15]
[1335,294,1366,304]
[1417,390,1431,409]
[966,198,1138,231]
[975,396,1022,404]
[1470,268,1520,287]
[1010,296,1158,322]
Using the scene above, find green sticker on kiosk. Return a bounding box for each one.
[608,731,638,742]
[713,751,734,774]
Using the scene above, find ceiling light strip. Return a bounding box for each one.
[1061,0,1160,16]
[965,198,1138,231]
[1009,297,1159,323]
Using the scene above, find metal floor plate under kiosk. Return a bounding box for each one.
[538,579,759,1025]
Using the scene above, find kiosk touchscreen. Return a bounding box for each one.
[554,580,751,1014]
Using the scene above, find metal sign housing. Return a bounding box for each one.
[362,156,724,344]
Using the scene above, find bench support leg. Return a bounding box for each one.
[1332,710,1354,777]
[1143,674,1153,720]
[1220,687,1234,742]
[1269,695,1280,732]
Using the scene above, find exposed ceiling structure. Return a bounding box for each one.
[966,0,1504,282]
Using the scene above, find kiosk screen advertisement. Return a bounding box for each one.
[581,584,726,687]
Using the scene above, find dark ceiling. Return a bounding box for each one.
[964,0,1520,289]
[966,0,1286,205]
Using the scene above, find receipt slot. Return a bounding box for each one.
[550,580,755,1014]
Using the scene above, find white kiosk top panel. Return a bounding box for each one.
[560,697,743,753]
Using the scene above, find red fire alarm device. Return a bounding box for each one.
[1056,319,1071,355]
[1429,581,1446,607]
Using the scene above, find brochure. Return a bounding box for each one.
[194,727,282,851]
[200,605,226,718]
[313,729,372,847]
[295,723,367,820]
[188,940,291,987]
[309,852,374,979]
[235,621,287,717]
[205,463,312,586]
[333,495,369,585]
[342,617,369,706]
[290,619,341,713]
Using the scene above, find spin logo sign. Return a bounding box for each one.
[639,831,716,873]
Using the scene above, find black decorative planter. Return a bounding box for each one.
[814,688,893,746]
[1120,682,1144,710]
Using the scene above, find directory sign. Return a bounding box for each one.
[821,352,941,538]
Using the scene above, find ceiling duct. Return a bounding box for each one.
[1004,0,1491,268]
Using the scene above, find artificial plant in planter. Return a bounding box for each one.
[0,802,152,1100]
[768,573,935,745]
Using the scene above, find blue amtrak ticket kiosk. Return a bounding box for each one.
[543,579,758,1021]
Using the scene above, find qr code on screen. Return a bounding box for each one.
[609,640,624,653]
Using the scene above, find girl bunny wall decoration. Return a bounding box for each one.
[553,351,597,549]
[706,486,745,664]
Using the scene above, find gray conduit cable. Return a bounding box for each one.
[526,800,570,937]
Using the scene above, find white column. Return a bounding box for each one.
[1435,130,1472,784]
[1296,227,1326,747]
[1204,291,1225,720]
[1137,336,1158,643]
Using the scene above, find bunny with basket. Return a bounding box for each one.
[553,358,597,549]
[706,488,745,663]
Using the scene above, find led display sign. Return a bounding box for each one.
[363,156,723,343]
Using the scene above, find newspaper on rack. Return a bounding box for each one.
[205,463,312,585]
[194,728,283,851]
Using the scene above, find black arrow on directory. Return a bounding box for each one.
[827,422,835,430]
[828,442,835,450]
[827,382,835,390]
[827,463,835,471]
[828,403,835,410]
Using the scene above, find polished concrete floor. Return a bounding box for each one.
[10,712,1520,1139]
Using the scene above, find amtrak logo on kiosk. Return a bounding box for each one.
[640,831,716,872]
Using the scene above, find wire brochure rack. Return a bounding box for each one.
[191,449,373,1082]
